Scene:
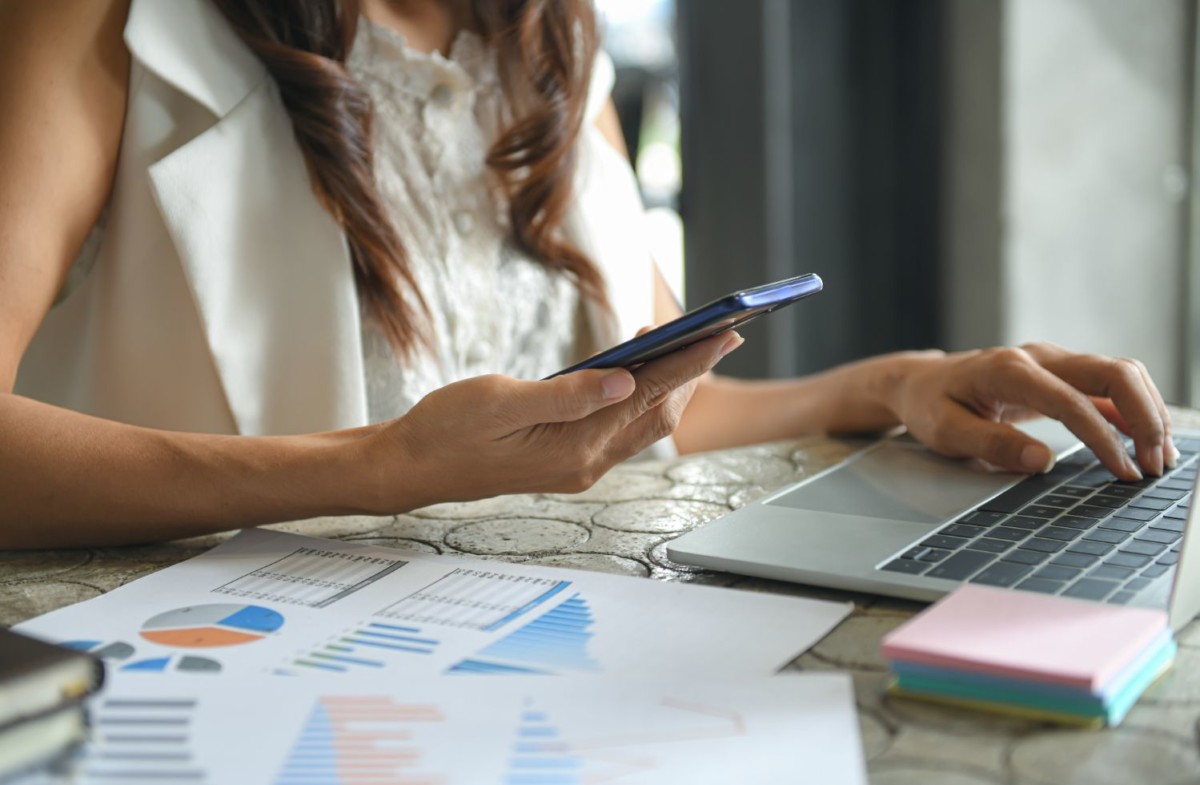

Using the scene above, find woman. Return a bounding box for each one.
[0,0,1174,548]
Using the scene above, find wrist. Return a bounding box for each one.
[862,350,946,423]
[350,416,459,516]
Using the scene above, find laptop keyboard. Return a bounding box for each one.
[879,438,1195,604]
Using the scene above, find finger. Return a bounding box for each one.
[498,368,637,427]
[1134,361,1176,468]
[921,400,1056,474]
[1091,397,1130,436]
[594,331,743,433]
[603,385,695,463]
[969,353,1142,480]
[1040,357,1165,476]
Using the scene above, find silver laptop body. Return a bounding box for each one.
[669,419,1200,631]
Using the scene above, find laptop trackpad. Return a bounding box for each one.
[768,437,1025,524]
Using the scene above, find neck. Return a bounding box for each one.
[361,0,471,56]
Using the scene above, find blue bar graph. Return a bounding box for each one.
[274,697,443,785]
[504,702,581,785]
[449,595,599,675]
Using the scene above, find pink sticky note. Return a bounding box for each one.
[881,585,1168,690]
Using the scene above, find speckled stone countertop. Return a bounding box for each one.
[3,416,1198,785]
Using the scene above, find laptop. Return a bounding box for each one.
[668,419,1200,631]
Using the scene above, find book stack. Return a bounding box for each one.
[881,585,1176,727]
[0,628,104,781]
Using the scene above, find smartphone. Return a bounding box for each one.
[549,273,823,377]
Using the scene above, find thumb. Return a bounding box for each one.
[504,368,637,425]
[929,404,1056,474]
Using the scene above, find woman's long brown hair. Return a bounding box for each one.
[211,0,609,356]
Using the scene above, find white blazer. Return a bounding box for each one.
[15,0,656,437]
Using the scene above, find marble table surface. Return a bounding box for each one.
[3,418,1199,785]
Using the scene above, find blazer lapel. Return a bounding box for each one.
[129,0,368,435]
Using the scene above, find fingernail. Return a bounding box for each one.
[600,369,635,400]
[1166,436,1180,469]
[1020,444,1055,474]
[718,332,744,359]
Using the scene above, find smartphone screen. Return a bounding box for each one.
[548,273,822,378]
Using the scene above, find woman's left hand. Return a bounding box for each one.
[882,342,1174,481]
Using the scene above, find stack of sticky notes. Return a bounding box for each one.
[881,585,1176,727]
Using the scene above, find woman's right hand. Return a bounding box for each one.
[361,331,743,512]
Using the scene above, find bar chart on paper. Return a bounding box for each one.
[274,696,445,785]
[214,547,408,608]
[375,569,571,631]
[450,594,599,675]
[46,696,207,784]
[283,621,441,675]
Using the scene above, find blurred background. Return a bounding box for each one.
[596,0,1199,407]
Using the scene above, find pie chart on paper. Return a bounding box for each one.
[139,603,284,648]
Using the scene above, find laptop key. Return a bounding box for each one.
[1109,591,1136,604]
[1076,469,1119,488]
[1058,486,1093,499]
[1105,552,1151,569]
[966,538,1011,554]
[1150,519,1185,535]
[1063,579,1118,601]
[1164,507,1188,520]
[1067,540,1113,557]
[1112,507,1158,523]
[1037,526,1081,542]
[1034,564,1083,581]
[1099,518,1144,533]
[970,561,1034,587]
[881,558,929,575]
[1142,564,1171,578]
[1099,486,1139,499]
[979,478,1063,514]
[919,548,952,562]
[1157,552,1179,566]
[1090,564,1135,581]
[1084,528,1129,544]
[1050,552,1098,569]
[1057,516,1098,530]
[1015,578,1064,594]
[1061,448,1097,467]
[1002,549,1049,566]
[1087,495,1129,509]
[960,510,1009,527]
[921,535,968,550]
[925,550,995,581]
[1021,537,1066,553]
[1006,516,1045,530]
[1127,577,1152,590]
[944,523,988,538]
[1121,540,1166,557]
[902,547,928,560]
[1071,505,1109,519]
[1041,494,1080,508]
[1145,487,1188,501]
[1129,496,1172,511]
[988,527,1031,542]
[1021,504,1064,520]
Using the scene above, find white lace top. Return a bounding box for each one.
[349,22,590,424]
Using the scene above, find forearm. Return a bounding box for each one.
[673,351,940,454]
[0,394,386,548]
